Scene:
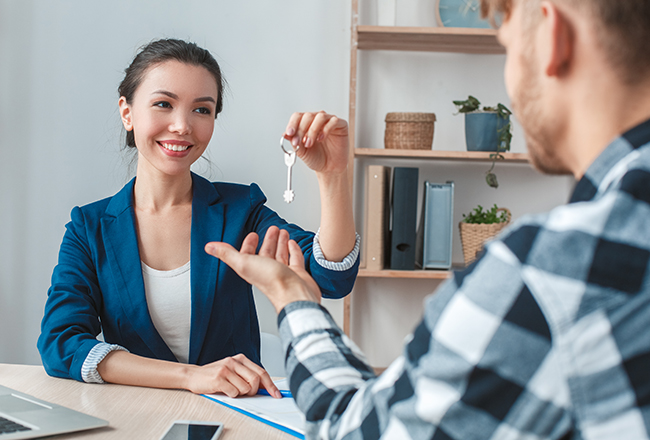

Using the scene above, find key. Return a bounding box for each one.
[283,149,296,203]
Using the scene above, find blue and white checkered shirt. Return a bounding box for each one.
[278,119,650,440]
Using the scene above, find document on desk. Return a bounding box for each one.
[203,379,305,439]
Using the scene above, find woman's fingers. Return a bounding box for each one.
[305,112,332,147]
[199,355,281,399]
[285,112,303,139]
[231,354,280,398]
[284,111,333,150]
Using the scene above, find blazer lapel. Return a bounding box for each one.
[101,178,176,361]
[188,173,224,364]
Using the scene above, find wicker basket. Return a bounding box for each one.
[384,112,436,150]
[459,208,511,265]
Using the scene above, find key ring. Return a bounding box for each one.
[280,136,300,155]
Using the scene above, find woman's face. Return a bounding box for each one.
[119,60,219,178]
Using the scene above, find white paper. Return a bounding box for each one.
[203,379,305,436]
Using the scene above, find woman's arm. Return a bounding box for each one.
[285,112,356,262]
[97,351,280,397]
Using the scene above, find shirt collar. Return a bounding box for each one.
[569,118,650,204]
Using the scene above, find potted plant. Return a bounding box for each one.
[453,95,513,188]
[459,204,511,265]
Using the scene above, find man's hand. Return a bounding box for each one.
[205,226,321,313]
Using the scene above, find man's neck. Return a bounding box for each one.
[560,77,650,179]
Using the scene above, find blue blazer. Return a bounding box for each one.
[38,173,359,381]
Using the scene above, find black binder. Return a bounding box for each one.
[390,167,419,270]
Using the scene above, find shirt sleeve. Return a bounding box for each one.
[278,235,572,440]
[81,343,129,383]
[312,229,361,272]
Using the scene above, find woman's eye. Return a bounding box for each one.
[194,107,212,115]
[153,101,172,109]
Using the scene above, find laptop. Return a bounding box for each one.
[0,385,108,439]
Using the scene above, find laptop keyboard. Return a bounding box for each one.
[0,416,31,434]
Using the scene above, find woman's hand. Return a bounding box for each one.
[184,353,281,398]
[284,111,349,175]
[205,226,322,313]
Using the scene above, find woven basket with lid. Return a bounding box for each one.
[384,112,436,150]
[459,208,511,265]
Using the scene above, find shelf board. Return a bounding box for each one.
[356,26,504,54]
[355,148,529,163]
[358,269,453,279]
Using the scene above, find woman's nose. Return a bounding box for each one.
[169,112,192,135]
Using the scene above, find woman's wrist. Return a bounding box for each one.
[315,168,349,187]
[178,363,199,391]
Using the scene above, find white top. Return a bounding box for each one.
[141,260,191,364]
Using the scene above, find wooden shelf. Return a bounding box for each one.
[358,269,453,279]
[355,148,529,163]
[356,26,504,54]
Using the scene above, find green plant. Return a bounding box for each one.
[453,95,513,188]
[462,204,509,224]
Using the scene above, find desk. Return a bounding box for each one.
[0,364,296,439]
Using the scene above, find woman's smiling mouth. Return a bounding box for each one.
[158,141,192,152]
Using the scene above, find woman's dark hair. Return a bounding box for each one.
[118,38,225,149]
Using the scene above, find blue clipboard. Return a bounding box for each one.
[202,393,305,439]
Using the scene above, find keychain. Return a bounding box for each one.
[281,137,299,203]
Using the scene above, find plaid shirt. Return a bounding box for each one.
[278,118,650,440]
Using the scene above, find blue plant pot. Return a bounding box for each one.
[464,112,509,152]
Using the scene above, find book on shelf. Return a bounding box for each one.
[362,165,391,270]
[389,167,419,270]
[363,165,391,271]
[416,181,455,270]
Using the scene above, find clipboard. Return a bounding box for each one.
[203,379,305,439]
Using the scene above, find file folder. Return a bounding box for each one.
[364,165,391,270]
[416,181,455,269]
[390,167,419,270]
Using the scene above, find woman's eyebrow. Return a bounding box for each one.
[194,96,216,103]
[152,89,215,103]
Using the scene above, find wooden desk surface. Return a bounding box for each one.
[0,364,296,440]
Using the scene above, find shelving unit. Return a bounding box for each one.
[358,269,452,279]
[342,0,510,334]
[356,26,504,53]
[355,148,528,162]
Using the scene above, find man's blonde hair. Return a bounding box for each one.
[480,0,650,84]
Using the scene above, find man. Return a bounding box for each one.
[206,0,650,438]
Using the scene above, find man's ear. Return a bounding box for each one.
[118,96,133,131]
[540,1,574,78]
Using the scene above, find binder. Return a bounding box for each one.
[390,167,419,270]
[364,165,391,270]
[416,181,455,269]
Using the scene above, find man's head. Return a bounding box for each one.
[481,0,650,85]
[479,0,650,177]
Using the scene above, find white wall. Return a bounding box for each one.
[0,0,573,367]
[0,0,351,364]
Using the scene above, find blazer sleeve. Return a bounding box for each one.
[246,184,359,299]
[37,206,105,381]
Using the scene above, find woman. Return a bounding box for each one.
[37,39,359,398]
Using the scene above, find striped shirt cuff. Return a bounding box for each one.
[312,229,360,272]
[81,343,129,384]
